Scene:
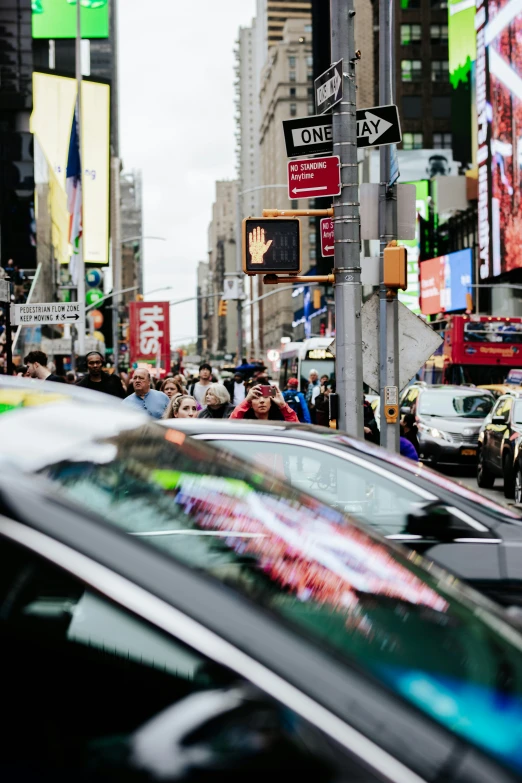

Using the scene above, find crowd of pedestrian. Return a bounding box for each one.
[8,350,420,460]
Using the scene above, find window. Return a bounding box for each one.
[307,86,313,97]
[288,56,296,67]
[432,96,451,117]
[433,132,452,148]
[306,55,313,67]
[309,232,316,244]
[289,86,296,96]
[400,24,422,44]
[402,96,422,118]
[430,23,448,43]
[402,132,424,149]
[310,248,316,259]
[431,60,449,82]
[492,397,512,422]
[0,538,385,782]
[304,23,312,32]
[289,70,296,81]
[308,103,315,115]
[290,102,297,116]
[307,70,313,80]
[291,199,298,209]
[401,59,422,81]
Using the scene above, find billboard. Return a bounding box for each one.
[129,302,171,375]
[477,0,522,278]
[32,0,109,39]
[31,72,110,265]
[419,248,473,315]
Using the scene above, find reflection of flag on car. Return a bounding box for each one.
[66,109,82,255]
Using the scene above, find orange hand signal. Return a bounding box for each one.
[248,226,273,265]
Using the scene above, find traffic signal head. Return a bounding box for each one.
[243,217,301,275]
[383,241,407,290]
[218,300,228,316]
[313,288,322,309]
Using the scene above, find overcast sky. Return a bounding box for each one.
[118,0,256,347]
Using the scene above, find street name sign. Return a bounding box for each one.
[287,156,341,200]
[11,301,83,326]
[315,60,343,114]
[356,104,401,149]
[320,218,335,257]
[242,217,301,275]
[283,114,334,158]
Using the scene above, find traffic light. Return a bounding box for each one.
[313,288,322,309]
[383,241,407,290]
[218,300,228,316]
[136,294,144,301]
[243,217,301,275]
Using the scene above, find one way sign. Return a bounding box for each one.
[356,104,401,149]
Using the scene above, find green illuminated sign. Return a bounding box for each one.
[32,0,109,39]
[448,0,476,89]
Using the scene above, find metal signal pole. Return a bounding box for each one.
[378,0,400,452]
[331,0,363,437]
[75,0,86,358]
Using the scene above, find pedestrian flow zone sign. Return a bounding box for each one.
[282,105,401,158]
[11,301,83,325]
[242,217,301,275]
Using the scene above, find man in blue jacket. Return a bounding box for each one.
[282,378,311,423]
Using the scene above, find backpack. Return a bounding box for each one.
[283,390,304,421]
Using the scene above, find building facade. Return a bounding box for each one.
[0,0,35,272]
[374,0,452,152]
[120,170,144,305]
[206,180,238,359]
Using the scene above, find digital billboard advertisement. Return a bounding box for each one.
[129,302,171,375]
[477,0,522,278]
[419,248,473,315]
[31,72,110,265]
[32,0,109,39]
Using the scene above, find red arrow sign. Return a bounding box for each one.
[287,155,341,200]
[320,218,335,257]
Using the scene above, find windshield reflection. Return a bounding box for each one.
[40,423,522,773]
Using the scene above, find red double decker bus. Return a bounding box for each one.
[421,315,522,386]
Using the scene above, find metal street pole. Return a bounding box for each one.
[378,0,399,452]
[75,0,86,358]
[331,0,363,437]
[111,156,122,368]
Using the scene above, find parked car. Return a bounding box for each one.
[400,385,494,465]
[477,392,522,496]
[0,385,522,781]
[159,417,522,610]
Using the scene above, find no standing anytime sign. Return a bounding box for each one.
[287,156,341,200]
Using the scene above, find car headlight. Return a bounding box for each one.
[419,424,452,441]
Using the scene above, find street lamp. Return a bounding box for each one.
[121,235,167,244]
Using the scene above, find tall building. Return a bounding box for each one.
[196,261,210,357]
[120,170,144,305]
[0,0,35,272]
[257,0,312,49]
[374,0,452,152]
[206,181,238,359]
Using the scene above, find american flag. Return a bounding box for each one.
[66,108,82,255]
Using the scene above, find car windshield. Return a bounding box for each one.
[418,391,494,418]
[33,421,522,773]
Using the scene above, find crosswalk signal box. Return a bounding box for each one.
[242,217,301,275]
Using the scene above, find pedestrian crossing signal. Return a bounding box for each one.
[243,217,301,275]
[218,300,228,316]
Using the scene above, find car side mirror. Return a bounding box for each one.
[406,502,454,541]
[492,415,506,425]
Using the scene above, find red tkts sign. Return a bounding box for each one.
[287,155,341,200]
[129,301,170,375]
[320,218,335,257]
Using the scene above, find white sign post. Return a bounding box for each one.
[10,302,83,326]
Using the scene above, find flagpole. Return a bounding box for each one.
[75,0,86,356]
